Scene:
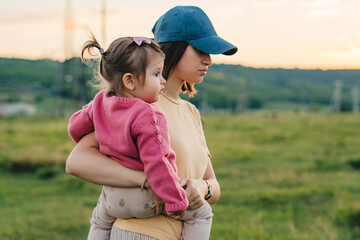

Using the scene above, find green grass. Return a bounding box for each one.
[0,171,99,240]
[1,112,360,239]
[0,115,75,169]
[204,112,360,239]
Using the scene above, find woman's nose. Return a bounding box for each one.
[203,54,212,66]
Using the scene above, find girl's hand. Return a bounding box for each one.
[146,185,165,215]
[179,178,207,210]
[167,208,186,220]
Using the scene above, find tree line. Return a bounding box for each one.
[1,57,359,111]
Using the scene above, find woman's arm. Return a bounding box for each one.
[66,132,146,188]
[203,157,220,204]
[180,157,220,210]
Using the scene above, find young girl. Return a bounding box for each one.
[68,34,213,240]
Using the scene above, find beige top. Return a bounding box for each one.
[113,93,210,239]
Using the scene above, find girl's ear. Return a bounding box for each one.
[122,73,135,90]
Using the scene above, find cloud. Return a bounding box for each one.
[310,8,341,17]
[331,46,360,59]
[260,0,287,3]
[252,0,289,7]
[254,0,340,8]
[328,36,360,60]
[300,0,340,7]
[336,34,348,42]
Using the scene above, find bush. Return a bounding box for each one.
[36,165,62,179]
[248,98,263,109]
[347,158,360,170]
[6,91,21,102]
[337,202,360,228]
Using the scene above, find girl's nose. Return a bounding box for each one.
[161,75,166,84]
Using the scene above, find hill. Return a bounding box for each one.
[193,64,360,111]
[0,57,359,111]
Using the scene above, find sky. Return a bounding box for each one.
[1,0,360,70]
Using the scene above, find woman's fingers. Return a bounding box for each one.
[153,199,162,215]
[167,208,186,220]
[156,201,165,215]
[183,179,205,210]
[147,186,165,215]
[187,194,204,210]
[179,178,188,188]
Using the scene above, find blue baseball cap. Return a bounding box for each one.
[152,6,238,55]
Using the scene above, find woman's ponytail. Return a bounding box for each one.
[181,82,197,97]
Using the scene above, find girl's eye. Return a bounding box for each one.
[155,72,160,77]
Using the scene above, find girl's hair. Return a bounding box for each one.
[81,33,164,96]
[159,41,197,97]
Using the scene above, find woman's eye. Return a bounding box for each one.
[194,47,203,54]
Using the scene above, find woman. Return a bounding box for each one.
[66,6,237,240]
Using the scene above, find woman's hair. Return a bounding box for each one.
[81,33,164,96]
[160,41,197,97]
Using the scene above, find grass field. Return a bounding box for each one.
[1,112,360,240]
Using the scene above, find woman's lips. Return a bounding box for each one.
[199,69,207,76]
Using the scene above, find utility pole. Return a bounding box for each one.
[300,84,308,112]
[236,79,248,113]
[64,0,74,61]
[75,0,107,107]
[57,0,74,116]
[352,86,359,114]
[200,91,210,114]
[101,0,107,47]
[333,80,342,113]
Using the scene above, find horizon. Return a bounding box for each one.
[1,0,360,70]
[2,56,360,71]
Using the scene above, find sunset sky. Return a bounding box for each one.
[1,0,360,69]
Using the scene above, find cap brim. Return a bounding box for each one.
[187,35,238,55]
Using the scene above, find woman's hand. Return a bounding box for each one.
[179,178,208,210]
[167,208,186,220]
[146,183,165,215]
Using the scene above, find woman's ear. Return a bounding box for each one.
[122,73,135,91]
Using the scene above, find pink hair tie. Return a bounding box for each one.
[99,48,104,55]
[133,37,151,46]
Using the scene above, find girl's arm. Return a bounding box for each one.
[180,157,220,210]
[66,132,146,188]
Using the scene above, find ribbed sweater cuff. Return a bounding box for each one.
[165,199,189,212]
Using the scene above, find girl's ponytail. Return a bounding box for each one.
[81,32,103,64]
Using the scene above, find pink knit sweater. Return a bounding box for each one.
[68,91,188,212]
